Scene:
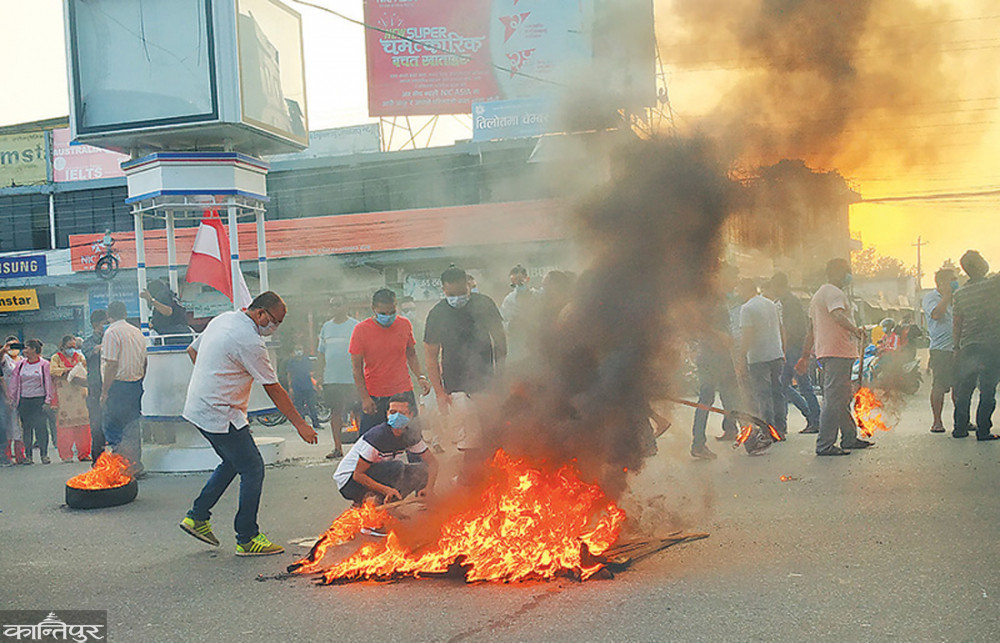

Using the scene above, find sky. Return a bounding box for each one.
[1,0,997,287]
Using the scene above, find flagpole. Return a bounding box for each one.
[166,209,179,294]
[256,207,269,293]
[227,200,241,311]
[134,211,150,337]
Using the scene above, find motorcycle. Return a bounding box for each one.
[852,325,923,395]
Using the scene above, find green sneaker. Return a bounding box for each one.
[235,533,285,556]
[179,517,220,547]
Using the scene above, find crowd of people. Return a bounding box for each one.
[689,250,1000,460]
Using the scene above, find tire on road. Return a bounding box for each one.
[65,479,138,510]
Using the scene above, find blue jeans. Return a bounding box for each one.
[953,344,1000,437]
[293,387,320,428]
[749,358,787,435]
[188,423,265,544]
[781,344,821,428]
[104,380,143,465]
[691,353,741,449]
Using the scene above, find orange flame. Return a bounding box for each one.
[66,452,132,490]
[300,450,626,584]
[734,424,754,446]
[853,387,890,438]
[767,425,783,441]
[290,501,392,574]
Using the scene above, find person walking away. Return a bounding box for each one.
[7,339,56,464]
[923,268,958,433]
[81,310,107,466]
[735,279,787,439]
[424,267,506,483]
[768,273,820,433]
[334,394,438,508]
[1,337,26,463]
[350,289,431,433]
[180,291,318,555]
[951,250,1000,441]
[286,342,321,431]
[797,258,871,456]
[318,295,358,459]
[101,301,147,469]
[49,336,92,462]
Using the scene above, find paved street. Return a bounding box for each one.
[2,376,999,642]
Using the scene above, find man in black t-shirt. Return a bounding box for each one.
[768,273,821,433]
[424,267,506,480]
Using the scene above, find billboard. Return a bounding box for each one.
[0,255,47,279]
[0,132,47,186]
[472,97,554,142]
[364,0,594,116]
[0,289,40,313]
[51,128,128,182]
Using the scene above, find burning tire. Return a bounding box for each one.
[65,478,138,510]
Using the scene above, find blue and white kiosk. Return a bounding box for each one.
[64,0,309,471]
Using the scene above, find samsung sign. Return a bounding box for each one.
[0,255,47,279]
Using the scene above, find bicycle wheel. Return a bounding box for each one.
[315,401,333,424]
[255,412,287,427]
[95,254,120,280]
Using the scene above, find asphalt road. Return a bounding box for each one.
[2,380,998,643]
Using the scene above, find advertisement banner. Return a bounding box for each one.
[0,289,40,312]
[88,281,141,318]
[51,128,128,182]
[364,0,592,116]
[0,255,47,279]
[472,97,553,141]
[69,200,566,272]
[0,132,47,186]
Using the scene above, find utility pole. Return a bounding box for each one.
[913,236,928,323]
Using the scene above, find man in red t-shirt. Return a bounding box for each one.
[350,289,431,432]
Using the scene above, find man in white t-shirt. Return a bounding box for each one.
[179,292,318,557]
[318,294,359,459]
[797,258,870,456]
[736,279,787,439]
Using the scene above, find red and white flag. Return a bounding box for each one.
[186,209,253,309]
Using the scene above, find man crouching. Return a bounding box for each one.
[334,393,438,505]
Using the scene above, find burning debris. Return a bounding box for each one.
[853,386,890,439]
[292,450,628,584]
[67,453,132,490]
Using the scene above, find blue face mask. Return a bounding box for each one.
[842,273,853,287]
[951,280,960,292]
[375,313,396,327]
[446,294,471,308]
[387,412,410,430]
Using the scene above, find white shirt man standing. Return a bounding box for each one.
[318,294,358,459]
[179,291,317,556]
[736,278,786,439]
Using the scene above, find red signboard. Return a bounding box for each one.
[69,200,566,272]
[364,0,593,117]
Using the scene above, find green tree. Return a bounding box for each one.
[851,246,915,279]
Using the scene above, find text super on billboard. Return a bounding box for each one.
[365,0,592,117]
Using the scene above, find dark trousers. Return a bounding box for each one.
[18,397,49,458]
[339,459,429,504]
[360,389,417,433]
[954,345,1000,437]
[104,380,143,465]
[749,358,788,435]
[691,354,741,448]
[0,396,8,463]
[781,343,821,427]
[292,387,320,428]
[188,424,265,544]
[87,395,105,466]
[817,357,859,452]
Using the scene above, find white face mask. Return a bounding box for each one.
[257,321,279,337]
